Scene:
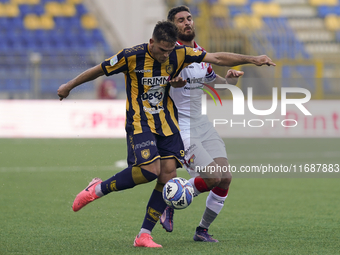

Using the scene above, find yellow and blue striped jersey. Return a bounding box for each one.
[101,43,206,136]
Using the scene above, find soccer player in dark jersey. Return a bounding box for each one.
[58,21,275,248]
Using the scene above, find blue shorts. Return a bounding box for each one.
[127,132,184,168]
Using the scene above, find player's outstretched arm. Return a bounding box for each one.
[204,52,276,67]
[58,64,105,100]
[226,69,244,85]
[212,70,244,87]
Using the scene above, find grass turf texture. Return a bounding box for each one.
[0,138,339,254]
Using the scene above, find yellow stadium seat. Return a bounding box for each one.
[0,4,5,17]
[40,14,55,29]
[310,0,338,6]
[45,2,63,16]
[11,0,27,4]
[268,3,281,17]
[249,15,263,29]
[24,14,40,29]
[219,0,247,5]
[234,15,248,29]
[234,14,263,29]
[27,0,41,5]
[184,0,193,4]
[66,0,83,4]
[61,3,76,17]
[211,4,228,18]
[252,2,281,17]
[4,3,20,17]
[325,14,340,30]
[81,14,98,29]
[12,0,41,4]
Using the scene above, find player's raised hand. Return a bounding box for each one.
[169,76,187,88]
[226,69,244,85]
[57,84,70,101]
[253,55,276,66]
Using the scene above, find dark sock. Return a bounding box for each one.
[100,166,157,195]
[141,182,166,232]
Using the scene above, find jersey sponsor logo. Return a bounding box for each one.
[134,69,151,73]
[135,140,156,149]
[166,64,173,74]
[187,77,206,84]
[110,55,118,66]
[141,76,168,86]
[141,149,150,159]
[141,86,165,106]
[184,143,197,155]
[143,105,164,114]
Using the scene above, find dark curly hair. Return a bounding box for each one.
[167,5,191,22]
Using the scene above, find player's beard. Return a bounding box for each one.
[178,29,196,42]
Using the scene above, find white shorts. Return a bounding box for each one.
[180,122,227,178]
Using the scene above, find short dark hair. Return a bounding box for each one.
[167,5,191,22]
[152,21,178,44]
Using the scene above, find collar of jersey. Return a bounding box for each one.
[176,40,198,48]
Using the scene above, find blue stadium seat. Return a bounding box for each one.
[317,5,340,17]
[75,4,88,16]
[228,5,252,17]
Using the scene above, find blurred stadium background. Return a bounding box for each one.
[1,0,340,100]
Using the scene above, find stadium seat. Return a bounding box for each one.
[219,0,247,5]
[1,3,20,17]
[324,14,340,30]
[252,2,281,17]
[234,14,263,29]
[309,0,338,6]
[45,2,63,16]
[81,13,98,29]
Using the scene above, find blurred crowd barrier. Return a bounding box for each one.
[0,100,339,138]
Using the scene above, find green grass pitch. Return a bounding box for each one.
[0,138,339,254]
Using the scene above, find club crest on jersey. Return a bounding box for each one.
[166,64,173,74]
[141,149,150,159]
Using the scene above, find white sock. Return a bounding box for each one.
[138,228,151,237]
[199,190,228,229]
[206,189,228,215]
[95,183,104,197]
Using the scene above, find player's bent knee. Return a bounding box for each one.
[204,177,221,189]
[141,159,161,176]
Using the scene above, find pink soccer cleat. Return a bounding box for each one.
[72,178,102,212]
[133,233,163,248]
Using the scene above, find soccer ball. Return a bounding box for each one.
[162,177,194,210]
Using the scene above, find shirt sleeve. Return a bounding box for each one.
[205,64,216,83]
[101,49,128,76]
[184,46,207,64]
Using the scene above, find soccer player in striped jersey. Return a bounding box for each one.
[159,6,274,242]
[58,20,275,248]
